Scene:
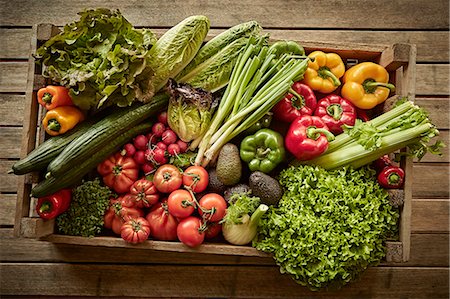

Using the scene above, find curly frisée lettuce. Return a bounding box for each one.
[253,165,399,290]
[35,8,158,111]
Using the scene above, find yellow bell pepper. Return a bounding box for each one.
[42,106,85,136]
[302,51,345,94]
[341,62,395,109]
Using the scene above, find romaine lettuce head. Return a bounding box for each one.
[166,79,217,142]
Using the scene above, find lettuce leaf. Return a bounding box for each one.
[253,165,399,290]
[35,8,157,111]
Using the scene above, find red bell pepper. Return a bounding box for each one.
[272,82,317,123]
[285,115,335,161]
[314,94,356,134]
[36,189,72,220]
[377,166,405,189]
[97,152,139,194]
[104,196,144,235]
[355,107,370,122]
[128,179,160,209]
[372,155,393,173]
[37,85,73,110]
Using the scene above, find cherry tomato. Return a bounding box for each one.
[198,193,227,222]
[167,189,195,218]
[146,199,178,241]
[183,166,209,193]
[153,164,183,193]
[162,129,178,145]
[177,216,205,248]
[205,222,222,239]
[120,217,151,244]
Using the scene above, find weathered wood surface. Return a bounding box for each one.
[0,0,448,298]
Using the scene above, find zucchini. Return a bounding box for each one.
[10,119,96,175]
[46,93,168,179]
[31,122,152,198]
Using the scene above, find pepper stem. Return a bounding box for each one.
[363,79,396,93]
[289,88,305,109]
[39,201,52,213]
[306,126,335,141]
[42,92,53,104]
[47,119,61,132]
[327,104,343,121]
[318,67,341,87]
[388,172,401,185]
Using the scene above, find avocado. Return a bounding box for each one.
[223,184,251,202]
[216,143,242,186]
[249,171,283,206]
[207,168,226,194]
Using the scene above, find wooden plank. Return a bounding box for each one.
[415,97,449,129]
[412,199,449,233]
[0,127,22,159]
[0,160,17,193]
[412,163,449,198]
[0,94,25,126]
[0,28,31,59]
[1,233,447,267]
[0,0,448,29]
[416,64,450,95]
[0,62,28,93]
[0,263,448,298]
[0,194,16,226]
[1,28,448,62]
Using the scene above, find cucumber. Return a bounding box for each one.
[31,122,152,198]
[10,119,97,175]
[46,93,168,179]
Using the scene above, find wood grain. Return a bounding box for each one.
[0,0,448,29]
[415,97,449,129]
[0,62,28,92]
[0,28,31,59]
[0,94,25,126]
[412,199,450,233]
[1,263,448,298]
[0,160,17,193]
[0,127,23,159]
[0,194,16,226]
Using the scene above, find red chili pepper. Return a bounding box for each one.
[377,166,405,189]
[35,189,72,220]
[355,107,370,122]
[285,115,335,161]
[314,94,356,134]
[272,82,317,123]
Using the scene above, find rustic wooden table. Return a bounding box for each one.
[1,1,449,298]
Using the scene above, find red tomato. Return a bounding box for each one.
[104,196,144,235]
[121,217,151,244]
[153,164,183,193]
[97,153,139,194]
[167,189,195,218]
[183,166,209,193]
[198,193,227,222]
[177,216,205,248]
[128,179,159,208]
[205,222,222,239]
[146,199,178,241]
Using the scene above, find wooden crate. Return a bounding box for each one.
[14,23,416,263]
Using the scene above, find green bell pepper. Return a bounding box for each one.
[240,128,285,173]
[244,112,273,135]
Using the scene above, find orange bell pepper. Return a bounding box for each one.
[302,51,345,94]
[37,85,73,110]
[42,106,85,136]
[341,62,395,109]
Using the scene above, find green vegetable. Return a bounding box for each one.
[46,93,168,179]
[169,151,197,169]
[31,122,152,198]
[301,99,444,170]
[56,178,111,237]
[177,20,261,79]
[221,193,268,245]
[240,128,285,173]
[253,165,399,290]
[35,8,157,111]
[176,21,262,92]
[10,118,96,175]
[194,37,310,166]
[147,15,210,92]
[166,79,216,143]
